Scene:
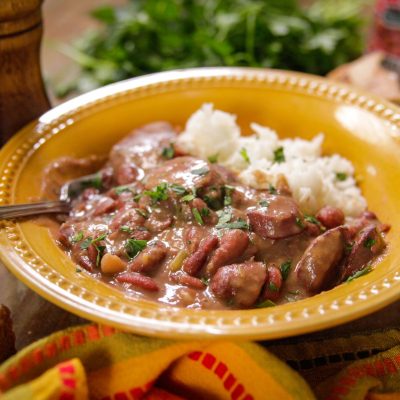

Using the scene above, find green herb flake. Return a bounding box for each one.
[192,208,204,225]
[217,218,249,231]
[191,166,209,176]
[120,225,132,233]
[273,146,285,163]
[208,154,219,164]
[336,172,348,181]
[296,217,304,229]
[170,184,186,196]
[181,194,195,202]
[161,144,175,159]
[143,182,169,202]
[135,208,148,219]
[125,239,147,259]
[95,245,106,267]
[345,242,354,254]
[216,208,232,226]
[346,265,373,282]
[76,268,82,273]
[268,282,279,292]
[114,185,132,195]
[200,207,210,217]
[268,184,277,194]
[92,234,107,243]
[304,215,319,225]
[224,185,235,206]
[200,277,210,286]
[259,200,269,208]
[80,237,93,250]
[71,231,84,243]
[256,299,276,308]
[240,148,250,164]
[364,238,376,249]
[280,260,292,281]
[85,173,102,190]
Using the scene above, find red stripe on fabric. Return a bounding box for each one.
[32,348,43,365]
[331,385,349,395]
[100,397,112,400]
[101,325,116,337]
[384,358,397,374]
[62,378,76,389]
[337,376,356,387]
[224,373,236,390]
[86,325,100,341]
[44,342,57,358]
[59,362,75,375]
[243,395,254,400]
[202,353,216,369]
[188,351,202,361]
[144,380,155,390]
[214,362,228,379]
[114,393,129,400]
[59,335,71,351]
[59,393,74,400]
[74,330,85,346]
[366,363,375,376]
[231,384,244,400]
[394,354,400,366]
[129,388,144,399]
[374,360,385,376]
[8,365,19,380]
[20,356,31,373]
[325,396,341,400]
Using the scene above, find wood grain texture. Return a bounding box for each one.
[0,0,50,145]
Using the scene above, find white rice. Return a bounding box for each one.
[177,103,366,217]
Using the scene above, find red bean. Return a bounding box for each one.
[171,273,206,289]
[262,266,283,301]
[183,236,219,276]
[116,272,159,291]
[316,206,345,229]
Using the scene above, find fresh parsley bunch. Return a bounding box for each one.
[58,0,368,96]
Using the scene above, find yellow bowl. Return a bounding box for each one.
[1,68,400,340]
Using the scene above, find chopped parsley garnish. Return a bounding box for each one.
[217,218,249,231]
[92,234,107,243]
[82,173,102,190]
[216,208,233,226]
[345,242,354,254]
[304,215,319,225]
[200,207,210,217]
[191,166,209,176]
[364,238,376,249]
[80,237,93,250]
[71,231,84,243]
[256,299,276,308]
[170,184,186,196]
[268,184,277,194]
[181,193,195,202]
[95,245,106,266]
[208,154,219,164]
[336,172,348,181]
[76,268,82,273]
[273,146,285,163]
[223,185,235,206]
[259,200,269,208]
[280,260,292,280]
[114,185,133,195]
[240,147,250,164]
[135,208,148,219]
[268,282,279,292]
[346,265,373,282]
[192,208,204,225]
[143,182,169,202]
[200,277,210,286]
[120,225,132,233]
[295,217,304,229]
[125,239,147,259]
[161,143,175,159]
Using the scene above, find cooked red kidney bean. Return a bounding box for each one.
[262,265,283,301]
[295,227,346,294]
[116,272,159,291]
[93,197,116,216]
[247,195,304,239]
[207,229,249,275]
[316,206,345,229]
[171,273,206,289]
[210,261,267,307]
[183,236,219,276]
[129,242,167,274]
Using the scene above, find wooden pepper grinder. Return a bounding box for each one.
[0,0,50,145]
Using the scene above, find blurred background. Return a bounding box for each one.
[41,0,400,104]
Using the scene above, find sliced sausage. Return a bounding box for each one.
[207,229,249,275]
[295,227,346,294]
[116,272,159,291]
[341,225,386,281]
[316,206,345,229]
[129,242,167,274]
[210,261,267,307]
[261,265,283,302]
[182,236,219,276]
[247,195,304,239]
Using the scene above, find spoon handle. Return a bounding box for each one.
[0,201,69,219]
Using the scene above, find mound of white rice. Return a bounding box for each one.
[177,103,366,217]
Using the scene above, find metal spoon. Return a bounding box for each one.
[0,172,102,219]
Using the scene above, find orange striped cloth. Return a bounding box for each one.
[0,324,399,399]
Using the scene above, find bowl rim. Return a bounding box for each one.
[1,66,400,340]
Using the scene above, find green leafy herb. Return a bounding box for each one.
[280,260,292,280]
[84,173,102,190]
[71,231,84,243]
[240,148,250,164]
[273,146,285,163]
[181,193,195,202]
[259,199,269,208]
[135,208,148,219]
[114,185,133,195]
[216,208,233,226]
[170,184,186,196]
[256,299,276,308]
[92,234,107,243]
[200,207,210,217]
[224,185,235,206]
[346,265,373,282]
[200,277,210,286]
[192,208,204,225]
[304,215,319,225]
[95,245,106,266]
[80,237,93,250]
[143,183,169,202]
[217,218,249,230]
[191,166,209,176]
[295,217,304,229]
[268,184,277,194]
[364,238,376,249]
[208,154,219,164]
[268,282,279,292]
[120,225,132,233]
[125,239,147,259]
[336,172,348,181]
[345,242,354,254]
[161,143,175,159]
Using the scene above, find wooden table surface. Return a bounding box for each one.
[1,0,399,352]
